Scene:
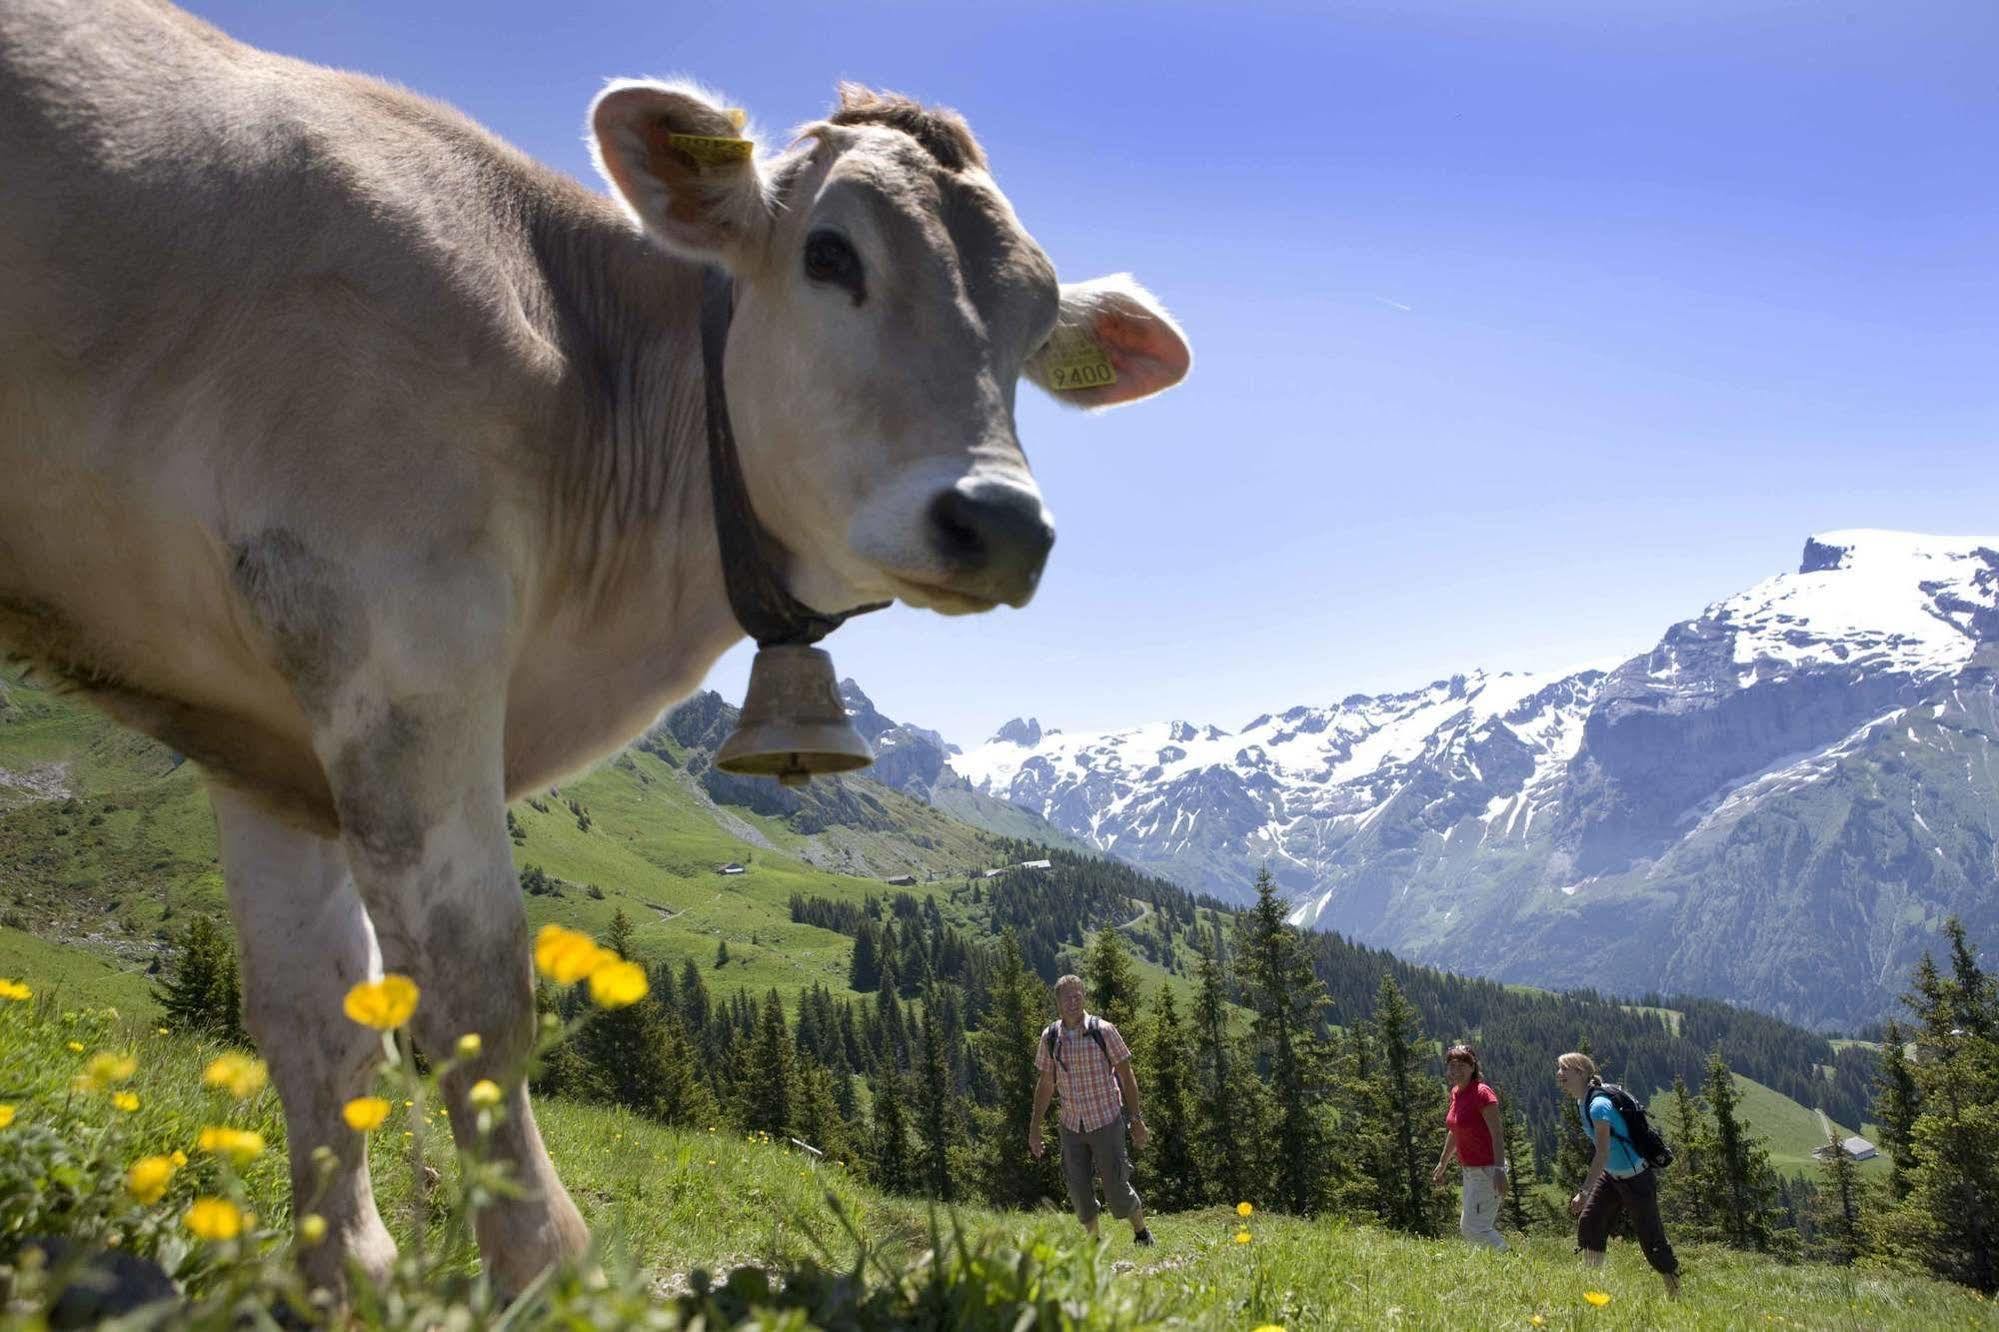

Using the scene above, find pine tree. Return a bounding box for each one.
[574,910,676,1116]
[868,1067,915,1195]
[744,989,794,1137]
[1498,1103,1534,1232]
[1658,1074,1719,1242]
[1193,934,1258,1207]
[848,921,881,993]
[1237,866,1335,1215]
[715,938,730,969]
[1370,976,1440,1236]
[153,914,246,1045]
[1086,925,1144,1052]
[1873,1020,1921,1203]
[1703,1049,1789,1253]
[1142,985,1204,1211]
[792,1061,850,1164]
[973,934,1059,1207]
[915,1001,958,1200]
[1810,1126,1868,1264]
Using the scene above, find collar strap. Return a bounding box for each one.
[700,268,887,646]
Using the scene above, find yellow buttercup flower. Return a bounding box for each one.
[343,975,419,1030]
[534,924,607,985]
[1234,1230,1251,1244]
[298,1213,328,1245]
[0,1105,16,1130]
[1584,1291,1612,1308]
[202,1053,268,1099]
[1530,1318,1547,1328]
[1251,1326,1285,1332]
[113,1091,141,1113]
[170,1149,188,1168]
[197,1126,267,1166]
[1237,1201,1254,1218]
[455,1032,482,1059]
[468,1079,503,1109]
[73,1051,138,1093]
[185,1197,250,1241]
[0,978,31,1001]
[588,959,649,1009]
[126,1155,178,1205]
[66,1040,84,1053]
[343,1096,392,1132]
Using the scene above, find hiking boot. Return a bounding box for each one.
[1133,1227,1155,1247]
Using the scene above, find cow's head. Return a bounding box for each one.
[590,82,1190,617]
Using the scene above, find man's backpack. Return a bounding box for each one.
[1042,1016,1111,1072]
[1588,1083,1675,1171]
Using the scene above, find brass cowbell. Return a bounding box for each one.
[714,644,874,787]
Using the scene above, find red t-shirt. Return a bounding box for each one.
[1447,1081,1500,1166]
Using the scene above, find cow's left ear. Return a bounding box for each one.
[590,80,771,268]
[1026,275,1192,410]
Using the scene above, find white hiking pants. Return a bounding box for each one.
[1460,1165,1510,1251]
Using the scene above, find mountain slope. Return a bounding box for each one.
[945,531,1999,1028]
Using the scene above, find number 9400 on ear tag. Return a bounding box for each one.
[1041,327,1117,392]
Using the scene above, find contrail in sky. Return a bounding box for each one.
[1372,295,1413,312]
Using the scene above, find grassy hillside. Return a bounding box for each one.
[0,997,1986,1330]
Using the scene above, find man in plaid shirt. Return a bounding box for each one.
[1029,974,1154,1244]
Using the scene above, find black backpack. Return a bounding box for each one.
[1042,1017,1112,1072]
[1588,1083,1675,1171]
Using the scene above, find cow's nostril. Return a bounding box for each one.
[929,490,988,568]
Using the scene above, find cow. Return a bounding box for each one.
[0,0,1189,1298]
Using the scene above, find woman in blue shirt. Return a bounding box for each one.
[1556,1051,1680,1298]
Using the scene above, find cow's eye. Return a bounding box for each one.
[803,230,864,302]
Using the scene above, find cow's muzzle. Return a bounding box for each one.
[925,477,1056,608]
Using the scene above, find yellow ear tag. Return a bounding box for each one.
[1040,325,1117,392]
[670,133,754,170]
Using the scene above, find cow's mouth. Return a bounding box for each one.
[883,573,1004,617]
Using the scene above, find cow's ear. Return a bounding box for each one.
[590,81,770,267]
[1026,275,1192,410]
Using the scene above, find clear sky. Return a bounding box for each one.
[185,0,1999,748]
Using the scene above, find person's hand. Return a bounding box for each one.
[1568,1192,1585,1218]
[1130,1117,1149,1151]
[1431,1164,1447,1189]
[1028,1127,1043,1160]
[1492,1165,1508,1189]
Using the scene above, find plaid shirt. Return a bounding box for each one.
[1035,1013,1131,1133]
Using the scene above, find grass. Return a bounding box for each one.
[0,995,1990,1329]
[1648,1074,1887,1179]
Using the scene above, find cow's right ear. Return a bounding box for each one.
[590,80,771,268]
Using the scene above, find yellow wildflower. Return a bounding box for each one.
[113,1091,141,1113]
[184,1197,250,1241]
[455,1032,482,1059]
[1234,1230,1251,1244]
[533,924,607,985]
[202,1053,268,1099]
[126,1155,178,1205]
[156,1027,169,1036]
[1530,1319,1547,1328]
[1583,1291,1612,1308]
[298,1213,327,1245]
[588,959,649,1009]
[468,1079,503,1109]
[0,1105,16,1130]
[73,1051,138,1093]
[1251,1326,1285,1332]
[343,975,419,1030]
[1237,1201,1254,1218]
[0,978,31,1001]
[170,1149,188,1168]
[343,1096,392,1132]
[197,1125,267,1166]
[66,1040,84,1053]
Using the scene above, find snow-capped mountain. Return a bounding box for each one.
[942,531,1999,1028]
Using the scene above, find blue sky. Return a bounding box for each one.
[186,0,1999,747]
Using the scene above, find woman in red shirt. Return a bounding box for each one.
[1431,1042,1510,1251]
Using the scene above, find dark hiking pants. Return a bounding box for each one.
[1059,1110,1141,1226]
[1577,1167,1679,1276]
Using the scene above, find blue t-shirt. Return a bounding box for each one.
[1581,1091,1645,1177]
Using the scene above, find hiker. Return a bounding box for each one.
[1028,974,1154,1245]
[1431,1042,1509,1251]
[1556,1051,1681,1298]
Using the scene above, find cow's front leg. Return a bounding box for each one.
[212,784,397,1297]
[318,683,588,1296]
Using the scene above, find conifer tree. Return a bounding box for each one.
[1193,933,1259,1207]
[1810,1127,1867,1264]
[1873,1020,1921,1203]
[1703,1049,1789,1253]
[1498,1103,1535,1232]
[154,914,247,1045]
[848,920,881,993]
[1237,866,1335,1214]
[974,934,1059,1207]
[1370,976,1440,1236]
[1142,985,1204,1211]
[1658,1074,1719,1242]
[1086,925,1144,1046]
[792,1060,850,1164]
[915,1001,958,1200]
[575,910,676,1116]
[744,988,793,1137]
[655,1009,718,1129]
[868,1066,915,1195]
[874,951,908,1068]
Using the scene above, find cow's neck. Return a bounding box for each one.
[524,200,742,729]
